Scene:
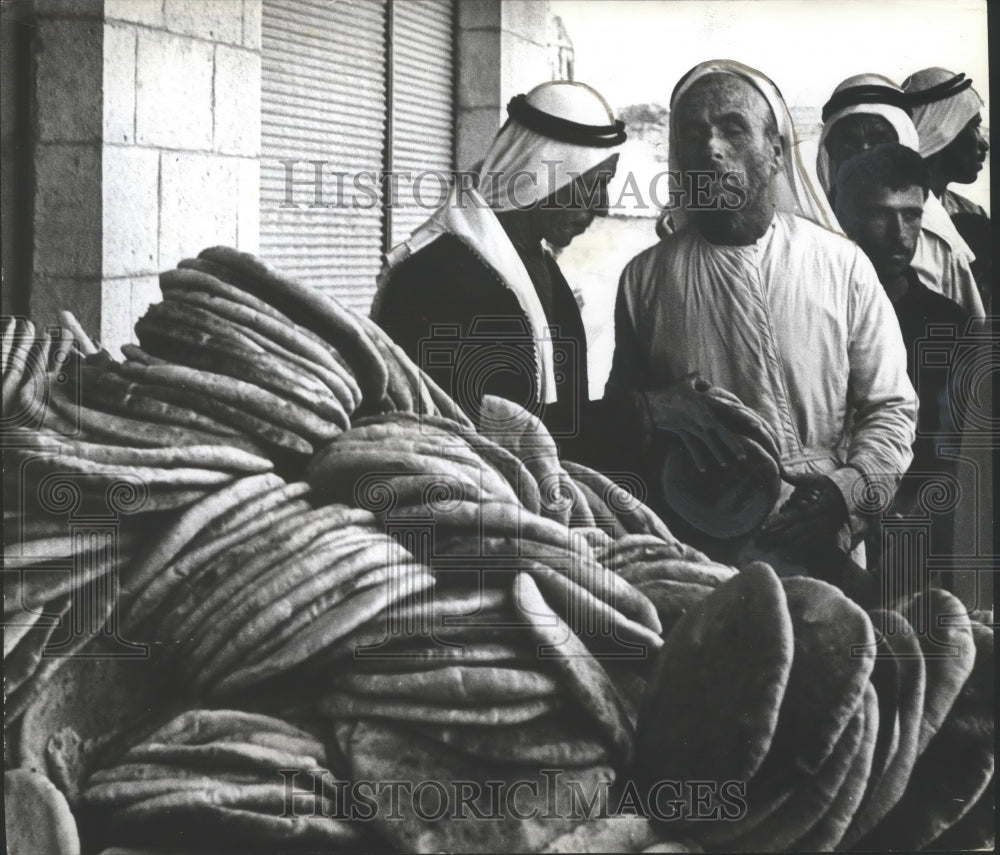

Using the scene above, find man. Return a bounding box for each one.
[817,74,984,318]
[607,60,917,574]
[833,143,969,588]
[903,68,991,312]
[372,81,624,461]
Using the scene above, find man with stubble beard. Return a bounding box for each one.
[607,60,917,576]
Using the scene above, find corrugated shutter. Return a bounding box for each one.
[388,0,455,249]
[260,0,388,315]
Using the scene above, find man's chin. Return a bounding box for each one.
[876,259,910,278]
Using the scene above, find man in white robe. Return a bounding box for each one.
[607,60,918,573]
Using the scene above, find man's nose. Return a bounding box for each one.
[978,132,990,155]
[706,129,726,160]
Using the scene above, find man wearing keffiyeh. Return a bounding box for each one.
[817,73,984,318]
[607,60,917,577]
[372,81,624,462]
[903,68,991,311]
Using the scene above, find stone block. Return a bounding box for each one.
[236,156,260,252]
[136,29,213,149]
[103,146,159,276]
[458,0,500,30]
[29,276,103,339]
[163,0,243,45]
[242,0,261,49]
[34,0,103,19]
[159,151,238,269]
[36,18,103,142]
[456,29,501,109]
[33,143,103,278]
[99,276,134,351]
[105,0,165,27]
[500,30,551,105]
[103,23,137,144]
[129,274,162,332]
[455,106,502,171]
[500,0,547,44]
[214,44,261,156]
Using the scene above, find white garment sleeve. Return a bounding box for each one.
[830,251,918,533]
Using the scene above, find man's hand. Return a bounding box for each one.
[756,471,849,559]
[643,378,746,472]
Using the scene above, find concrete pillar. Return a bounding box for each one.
[454,0,552,171]
[30,0,262,354]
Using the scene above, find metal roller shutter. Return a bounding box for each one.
[388,0,455,249]
[260,0,388,315]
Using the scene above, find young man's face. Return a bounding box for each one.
[935,112,989,184]
[673,74,782,210]
[840,184,925,280]
[824,114,899,185]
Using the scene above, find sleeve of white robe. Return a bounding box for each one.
[825,249,918,539]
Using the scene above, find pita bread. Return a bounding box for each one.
[414,714,611,766]
[766,577,875,775]
[791,682,880,851]
[929,774,995,852]
[319,690,556,726]
[728,686,873,852]
[900,588,976,753]
[838,609,926,848]
[108,796,364,850]
[513,573,635,761]
[633,579,713,639]
[859,620,994,850]
[346,718,614,853]
[4,768,80,855]
[659,434,780,538]
[335,665,559,704]
[634,562,794,821]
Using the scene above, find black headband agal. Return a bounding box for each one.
[822,85,913,122]
[905,73,974,107]
[505,94,627,147]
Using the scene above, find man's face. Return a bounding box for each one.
[532,162,614,248]
[673,74,782,209]
[824,114,899,185]
[840,184,925,280]
[935,112,989,184]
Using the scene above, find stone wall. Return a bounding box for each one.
[454,0,552,171]
[31,0,262,352]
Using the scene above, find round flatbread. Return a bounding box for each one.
[728,685,874,852]
[4,767,80,855]
[634,562,794,822]
[414,714,610,767]
[929,774,995,852]
[335,665,559,704]
[790,682,880,850]
[346,718,615,853]
[900,587,976,753]
[839,608,926,848]
[765,577,875,775]
[633,578,713,639]
[108,796,364,851]
[858,620,994,850]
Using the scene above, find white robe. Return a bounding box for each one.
[610,212,918,550]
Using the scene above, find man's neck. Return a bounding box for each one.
[880,270,912,304]
[496,210,542,253]
[926,158,950,198]
[695,204,776,246]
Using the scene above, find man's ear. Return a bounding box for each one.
[769,134,784,174]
